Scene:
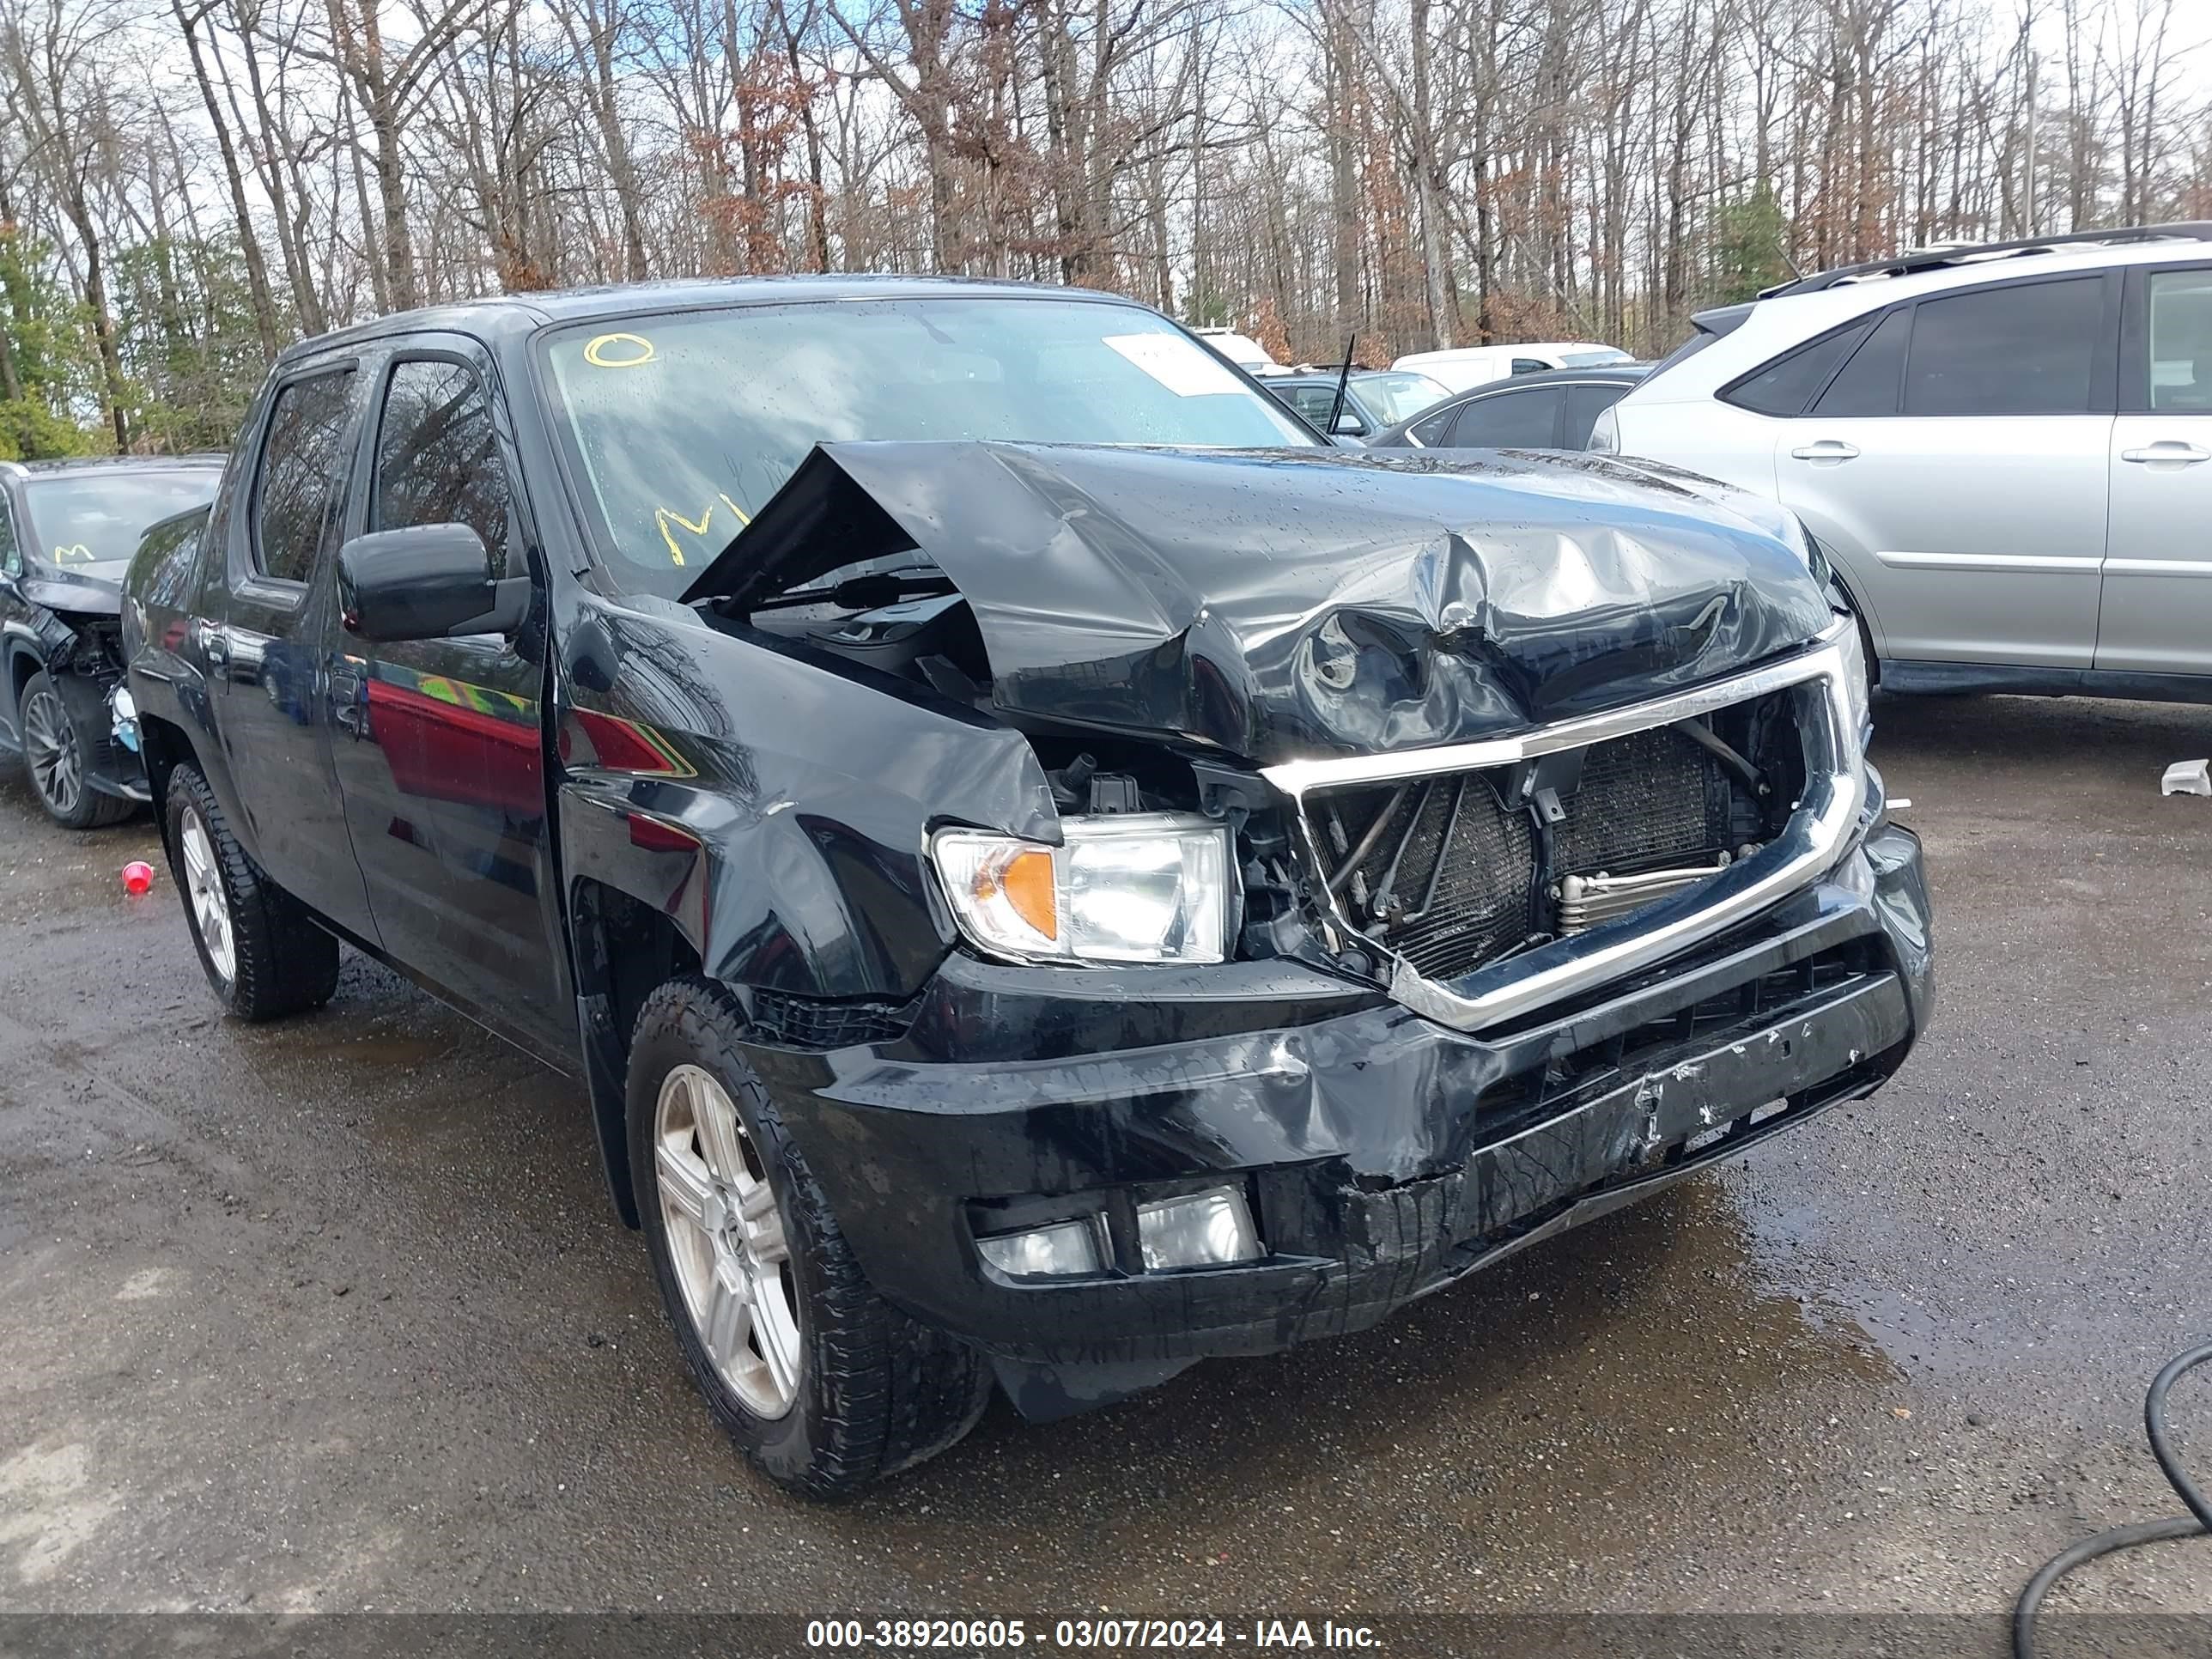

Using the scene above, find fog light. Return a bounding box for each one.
[976,1217,1105,1279]
[1137,1187,1261,1271]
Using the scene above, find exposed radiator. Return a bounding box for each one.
[1304,705,1784,981]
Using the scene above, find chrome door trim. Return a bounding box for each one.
[1871,549,2104,574]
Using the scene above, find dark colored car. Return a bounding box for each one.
[1261,368,1451,436]
[1370,364,1651,452]
[0,456,222,826]
[122,277,1931,1495]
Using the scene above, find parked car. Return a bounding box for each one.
[1369,365,1650,450]
[0,456,222,826]
[1193,325,1279,369]
[124,276,1930,1495]
[1594,223,2212,696]
[1260,368,1452,435]
[1393,341,1632,394]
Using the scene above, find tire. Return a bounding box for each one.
[20,670,134,830]
[164,763,341,1021]
[628,977,992,1496]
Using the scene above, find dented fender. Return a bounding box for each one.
[554,592,1057,1002]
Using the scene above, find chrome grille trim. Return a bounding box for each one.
[1262,621,1863,1035]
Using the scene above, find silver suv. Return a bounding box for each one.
[1594,224,2212,697]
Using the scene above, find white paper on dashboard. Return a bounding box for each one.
[1103,333,1250,398]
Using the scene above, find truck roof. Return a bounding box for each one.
[274,275,1138,368]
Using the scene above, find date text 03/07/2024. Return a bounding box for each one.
[802,1620,1382,1650]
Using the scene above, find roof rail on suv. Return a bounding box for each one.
[1758,222,2212,300]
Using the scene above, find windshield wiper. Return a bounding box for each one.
[750,568,957,613]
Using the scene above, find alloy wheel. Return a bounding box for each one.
[23,687,81,817]
[178,805,237,985]
[653,1063,804,1419]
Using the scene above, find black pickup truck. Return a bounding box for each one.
[123,277,1932,1495]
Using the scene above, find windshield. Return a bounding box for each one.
[1358,372,1451,423]
[1559,348,1633,368]
[539,296,1317,595]
[23,471,218,568]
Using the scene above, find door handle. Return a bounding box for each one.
[2120,441,2212,465]
[196,619,230,664]
[1789,440,1861,462]
[328,667,364,737]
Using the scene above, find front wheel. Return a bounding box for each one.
[165,763,341,1020]
[21,670,133,829]
[628,978,991,1496]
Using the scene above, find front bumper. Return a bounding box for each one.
[751,823,1931,1415]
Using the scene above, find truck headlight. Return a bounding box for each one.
[932,813,1234,964]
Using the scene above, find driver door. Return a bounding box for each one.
[324,341,570,1053]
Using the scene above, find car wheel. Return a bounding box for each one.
[628,977,992,1496]
[165,763,341,1020]
[20,670,133,830]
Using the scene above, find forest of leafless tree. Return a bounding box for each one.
[0,0,2206,454]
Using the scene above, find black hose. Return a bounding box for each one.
[2012,1341,2212,1659]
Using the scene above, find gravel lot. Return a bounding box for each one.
[2,691,2209,1632]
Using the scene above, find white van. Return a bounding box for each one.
[1194,327,1281,370]
[1393,341,1632,394]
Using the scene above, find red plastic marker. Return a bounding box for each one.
[121,860,155,896]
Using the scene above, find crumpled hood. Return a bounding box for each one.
[683,441,1834,765]
[20,562,125,618]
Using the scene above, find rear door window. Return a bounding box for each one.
[253,370,357,584]
[373,358,517,576]
[1449,386,1565,447]
[1812,309,1911,417]
[1901,278,2103,416]
[1723,319,1874,416]
[1408,406,1458,446]
[1563,384,1627,447]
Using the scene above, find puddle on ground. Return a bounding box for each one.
[268,1023,454,1067]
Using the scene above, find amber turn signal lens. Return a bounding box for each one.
[978,847,1058,940]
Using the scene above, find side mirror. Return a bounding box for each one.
[1330,413,1368,436]
[337,524,528,641]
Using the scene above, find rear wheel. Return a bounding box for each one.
[165,763,341,1020]
[628,977,992,1496]
[21,670,133,830]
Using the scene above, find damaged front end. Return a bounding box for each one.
[37,610,151,806]
[675,441,1931,1417]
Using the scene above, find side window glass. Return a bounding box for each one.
[1813,310,1911,417]
[254,370,357,584]
[1723,319,1874,417]
[1449,387,1563,447]
[2147,270,2212,410]
[373,359,514,575]
[1510,357,1548,375]
[0,500,19,576]
[1408,406,1457,447]
[1563,384,1626,447]
[1903,278,2102,416]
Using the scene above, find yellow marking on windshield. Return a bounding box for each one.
[584,331,656,369]
[53,544,92,564]
[653,495,751,567]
